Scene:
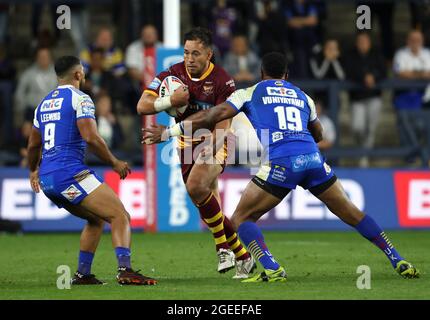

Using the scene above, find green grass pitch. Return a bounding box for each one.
[0,230,428,300]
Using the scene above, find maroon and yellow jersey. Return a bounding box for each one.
[144,61,235,148]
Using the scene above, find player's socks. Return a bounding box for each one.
[77,250,94,275]
[223,217,251,261]
[354,215,404,267]
[115,247,131,269]
[238,221,280,271]
[196,193,229,251]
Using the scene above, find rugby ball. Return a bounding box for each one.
[159,76,188,117]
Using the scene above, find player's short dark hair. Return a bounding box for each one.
[54,55,81,78]
[261,52,288,78]
[184,27,213,48]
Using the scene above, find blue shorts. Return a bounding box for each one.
[253,151,336,199]
[39,166,103,208]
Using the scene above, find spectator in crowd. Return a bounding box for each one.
[409,0,430,47]
[310,38,345,105]
[357,1,395,63]
[80,27,126,77]
[18,120,32,168]
[210,0,238,58]
[310,39,345,80]
[125,24,161,89]
[346,31,386,151]
[0,44,15,147]
[393,30,430,160]
[95,94,123,149]
[14,47,57,123]
[0,4,8,44]
[285,0,319,78]
[315,99,336,151]
[254,0,288,57]
[223,35,260,88]
[393,29,430,110]
[81,48,116,100]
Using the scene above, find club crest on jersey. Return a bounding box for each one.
[266,87,298,98]
[61,184,82,202]
[40,98,64,112]
[203,82,214,96]
[52,90,60,97]
[274,81,284,86]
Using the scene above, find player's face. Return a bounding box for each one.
[184,40,213,78]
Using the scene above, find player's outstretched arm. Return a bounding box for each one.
[308,119,324,143]
[77,118,131,179]
[136,86,189,115]
[27,127,42,193]
[142,102,238,144]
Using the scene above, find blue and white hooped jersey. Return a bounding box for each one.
[226,79,319,160]
[33,85,96,175]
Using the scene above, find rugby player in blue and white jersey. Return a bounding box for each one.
[27,56,156,285]
[144,52,419,282]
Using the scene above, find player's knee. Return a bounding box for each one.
[123,211,131,223]
[87,216,104,229]
[186,179,211,203]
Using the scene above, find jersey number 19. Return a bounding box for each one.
[274,106,303,131]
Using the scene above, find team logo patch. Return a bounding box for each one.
[271,165,287,182]
[226,79,235,88]
[148,77,161,90]
[324,162,331,174]
[61,184,82,202]
[274,81,284,86]
[52,90,60,97]
[40,98,63,112]
[80,98,95,115]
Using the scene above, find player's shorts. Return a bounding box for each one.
[39,166,103,208]
[178,142,228,184]
[252,151,337,199]
[177,133,234,184]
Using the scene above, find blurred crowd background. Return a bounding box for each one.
[0,0,430,168]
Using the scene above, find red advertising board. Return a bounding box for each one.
[394,172,430,227]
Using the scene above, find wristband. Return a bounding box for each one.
[166,122,184,138]
[154,96,172,112]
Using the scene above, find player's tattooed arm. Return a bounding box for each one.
[308,119,324,143]
[27,127,42,193]
[77,118,131,179]
[142,102,238,144]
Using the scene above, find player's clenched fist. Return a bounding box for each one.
[112,159,131,179]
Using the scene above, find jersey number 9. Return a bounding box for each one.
[44,123,56,150]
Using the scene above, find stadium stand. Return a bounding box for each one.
[1,0,429,168]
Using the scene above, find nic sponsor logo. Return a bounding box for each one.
[40,98,64,112]
[266,87,298,98]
